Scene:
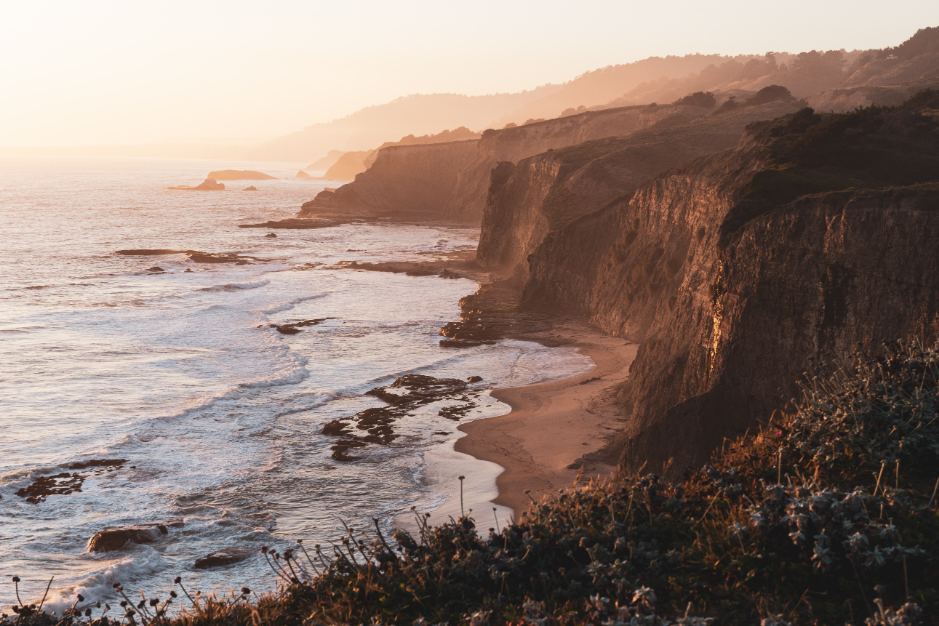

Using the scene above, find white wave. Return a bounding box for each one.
[197,280,270,293]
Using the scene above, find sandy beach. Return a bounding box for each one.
[455,324,638,519]
[344,252,640,520]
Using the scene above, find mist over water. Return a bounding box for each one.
[0,158,591,608]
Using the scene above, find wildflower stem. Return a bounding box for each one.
[37,576,54,612]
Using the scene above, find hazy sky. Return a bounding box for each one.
[1,0,937,149]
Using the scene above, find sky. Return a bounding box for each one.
[1,0,937,151]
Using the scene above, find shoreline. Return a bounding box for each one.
[454,325,637,519]
[329,245,637,521]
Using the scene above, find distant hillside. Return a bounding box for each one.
[608,27,939,110]
[254,27,938,162]
[252,91,556,161]
[252,56,742,161]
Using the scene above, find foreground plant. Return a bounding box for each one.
[4,341,937,625]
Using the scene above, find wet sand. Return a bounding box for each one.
[455,324,638,519]
[332,251,637,520]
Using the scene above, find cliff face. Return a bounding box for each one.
[302,139,481,222]
[477,93,801,281]
[299,103,708,223]
[527,96,939,471]
[323,150,372,181]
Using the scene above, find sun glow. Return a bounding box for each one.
[0,0,936,154]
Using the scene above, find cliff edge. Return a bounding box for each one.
[525,93,939,472]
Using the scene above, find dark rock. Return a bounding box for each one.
[66,459,127,470]
[264,232,277,238]
[146,266,165,273]
[16,472,83,503]
[87,524,168,552]
[269,318,329,335]
[243,185,259,191]
[16,459,127,503]
[326,374,476,461]
[467,375,483,383]
[193,548,252,569]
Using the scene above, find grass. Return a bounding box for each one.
[4,341,938,625]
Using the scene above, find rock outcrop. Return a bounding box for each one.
[299,103,716,224]
[194,548,252,569]
[87,524,169,552]
[524,94,939,472]
[168,178,225,191]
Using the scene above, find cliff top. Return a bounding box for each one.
[722,90,939,238]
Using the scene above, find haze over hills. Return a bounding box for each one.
[255,27,939,163]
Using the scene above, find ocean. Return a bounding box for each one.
[0,157,591,609]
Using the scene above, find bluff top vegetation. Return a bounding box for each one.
[4,341,937,625]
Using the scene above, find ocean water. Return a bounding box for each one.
[0,157,592,610]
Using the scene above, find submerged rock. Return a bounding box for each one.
[16,472,84,504]
[87,524,168,552]
[16,459,127,504]
[324,374,476,461]
[194,547,252,569]
[268,318,330,335]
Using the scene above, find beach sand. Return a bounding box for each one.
[455,324,638,519]
[332,251,637,521]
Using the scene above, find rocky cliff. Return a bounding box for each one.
[299,103,712,223]
[525,94,939,471]
[302,139,481,222]
[476,89,802,281]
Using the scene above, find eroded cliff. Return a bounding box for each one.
[526,94,939,471]
[299,102,712,224]
[476,90,802,281]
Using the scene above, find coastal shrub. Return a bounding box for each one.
[3,342,937,624]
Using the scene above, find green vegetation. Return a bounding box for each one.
[721,90,939,241]
[4,342,938,624]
